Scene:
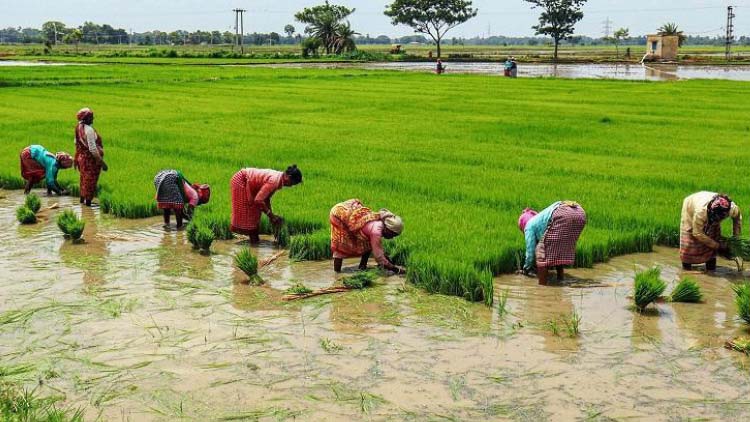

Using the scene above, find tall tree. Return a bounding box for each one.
[41,21,66,44]
[524,0,587,61]
[384,0,477,58]
[295,1,355,54]
[284,24,296,38]
[63,28,83,52]
[611,27,629,57]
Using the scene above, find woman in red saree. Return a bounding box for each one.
[230,165,302,243]
[74,108,108,206]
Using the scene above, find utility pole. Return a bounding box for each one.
[726,6,735,61]
[601,17,612,39]
[52,22,58,45]
[233,8,246,53]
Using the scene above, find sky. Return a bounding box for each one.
[1,0,745,38]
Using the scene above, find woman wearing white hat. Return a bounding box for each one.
[329,199,405,274]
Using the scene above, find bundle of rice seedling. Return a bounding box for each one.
[732,284,750,325]
[341,271,377,290]
[186,221,214,253]
[726,337,750,355]
[24,193,41,214]
[56,210,85,241]
[289,231,331,261]
[286,283,313,295]
[234,247,263,284]
[670,277,702,303]
[725,237,750,261]
[273,224,290,248]
[15,206,36,224]
[633,267,666,311]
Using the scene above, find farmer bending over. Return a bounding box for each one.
[680,192,740,271]
[20,145,73,195]
[329,199,405,274]
[154,170,211,228]
[230,165,302,244]
[518,201,587,285]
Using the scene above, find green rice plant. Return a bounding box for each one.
[733,284,750,325]
[0,381,85,422]
[670,277,703,303]
[286,283,313,295]
[234,247,263,284]
[24,193,41,213]
[273,223,290,248]
[725,237,750,260]
[56,210,85,241]
[15,206,36,224]
[633,267,667,312]
[407,256,493,306]
[186,222,214,253]
[562,311,582,337]
[497,288,510,318]
[727,337,750,354]
[289,231,331,261]
[342,271,377,289]
[319,338,343,353]
[544,319,560,336]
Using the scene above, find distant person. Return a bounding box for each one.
[74,108,108,206]
[504,57,518,78]
[518,201,587,285]
[329,199,405,274]
[154,170,211,228]
[680,192,740,271]
[435,59,446,75]
[19,145,73,195]
[230,165,302,243]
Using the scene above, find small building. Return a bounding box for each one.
[645,34,679,61]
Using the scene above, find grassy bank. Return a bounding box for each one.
[1,64,748,303]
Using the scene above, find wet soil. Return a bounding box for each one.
[2,190,750,421]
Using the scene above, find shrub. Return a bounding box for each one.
[670,277,702,303]
[633,267,666,311]
[733,284,750,325]
[24,193,41,213]
[57,210,85,241]
[15,206,36,224]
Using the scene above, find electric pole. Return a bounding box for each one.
[233,8,246,53]
[602,17,612,39]
[726,6,735,61]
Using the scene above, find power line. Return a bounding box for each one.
[233,8,246,54]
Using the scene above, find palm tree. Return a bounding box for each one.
[332,22,358,54]
[658,23,687,46]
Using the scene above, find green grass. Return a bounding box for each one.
[670,277,703,303]
[15,206,36,224]
[1,64,749,303]
[56,210,84,240]
[633,267,667,311]
[24,193,41,213]
[0,381,84,422]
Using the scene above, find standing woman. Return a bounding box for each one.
[230,165,302,243]
[518,201,587,285]
[329,199,406,274]
[680,192,741,271]
[74,108,108,206]
[154,170,211,228]
[20,145,73,195]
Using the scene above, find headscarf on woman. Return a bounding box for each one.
[379,209,404,234]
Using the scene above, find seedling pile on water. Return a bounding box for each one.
[341,271,377,290]
[286,283,313,295]
[234,247,263,285]
[732,284,750,325]
[24,193,41,213]
[670,277,703,303]
[57,210,85,241]
[633,267,666,312]
[187,221,214,253]
[15,206,36,224]
[726,337,750,355]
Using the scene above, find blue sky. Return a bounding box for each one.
[1,0,744,37]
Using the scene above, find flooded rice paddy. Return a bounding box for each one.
[2,189,750,421]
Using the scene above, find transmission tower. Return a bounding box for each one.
[233,8,246,53]
[602,17,612,38]
[726,6,735,61]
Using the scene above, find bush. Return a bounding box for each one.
[670,277,702,303]
[24,193,41,213]
[301,37,322,58]
[15,206,36,224]
[633,267,666,311]
[57,210,85,240]
[733,284,750,325]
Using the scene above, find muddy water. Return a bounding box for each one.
[2,189,750,421]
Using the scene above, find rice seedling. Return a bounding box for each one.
[289,231,331,261]
[24,193,41,213]
[497,288,510,318]
[286,283,313,295]
[0,381,85,422]
[633,267,667,312]
[15,206,36,224]
[273,224,290,248]
[186,221,213,253]
[56,210,85,241]
[726,337,750,355]
[732,284,750,325]
[234,247,263,285]
[725,237,750,260]
[341,271,377,290]
[545,319,560,336]
[562,311,582,337]
[320,338,343,353]
[670,277,703,303]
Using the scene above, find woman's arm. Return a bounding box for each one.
[523,226,538,271]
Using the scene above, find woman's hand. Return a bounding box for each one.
[101,161,109,172]
[269,214,284,227]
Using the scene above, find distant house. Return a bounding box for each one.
[645,34,679,61]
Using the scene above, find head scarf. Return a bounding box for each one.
[76,107,94,123]
[56,152,73,169]
[379,209,404,235]
[193,184,211,205]
[518,208,538,232]
[708,195,732,223]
